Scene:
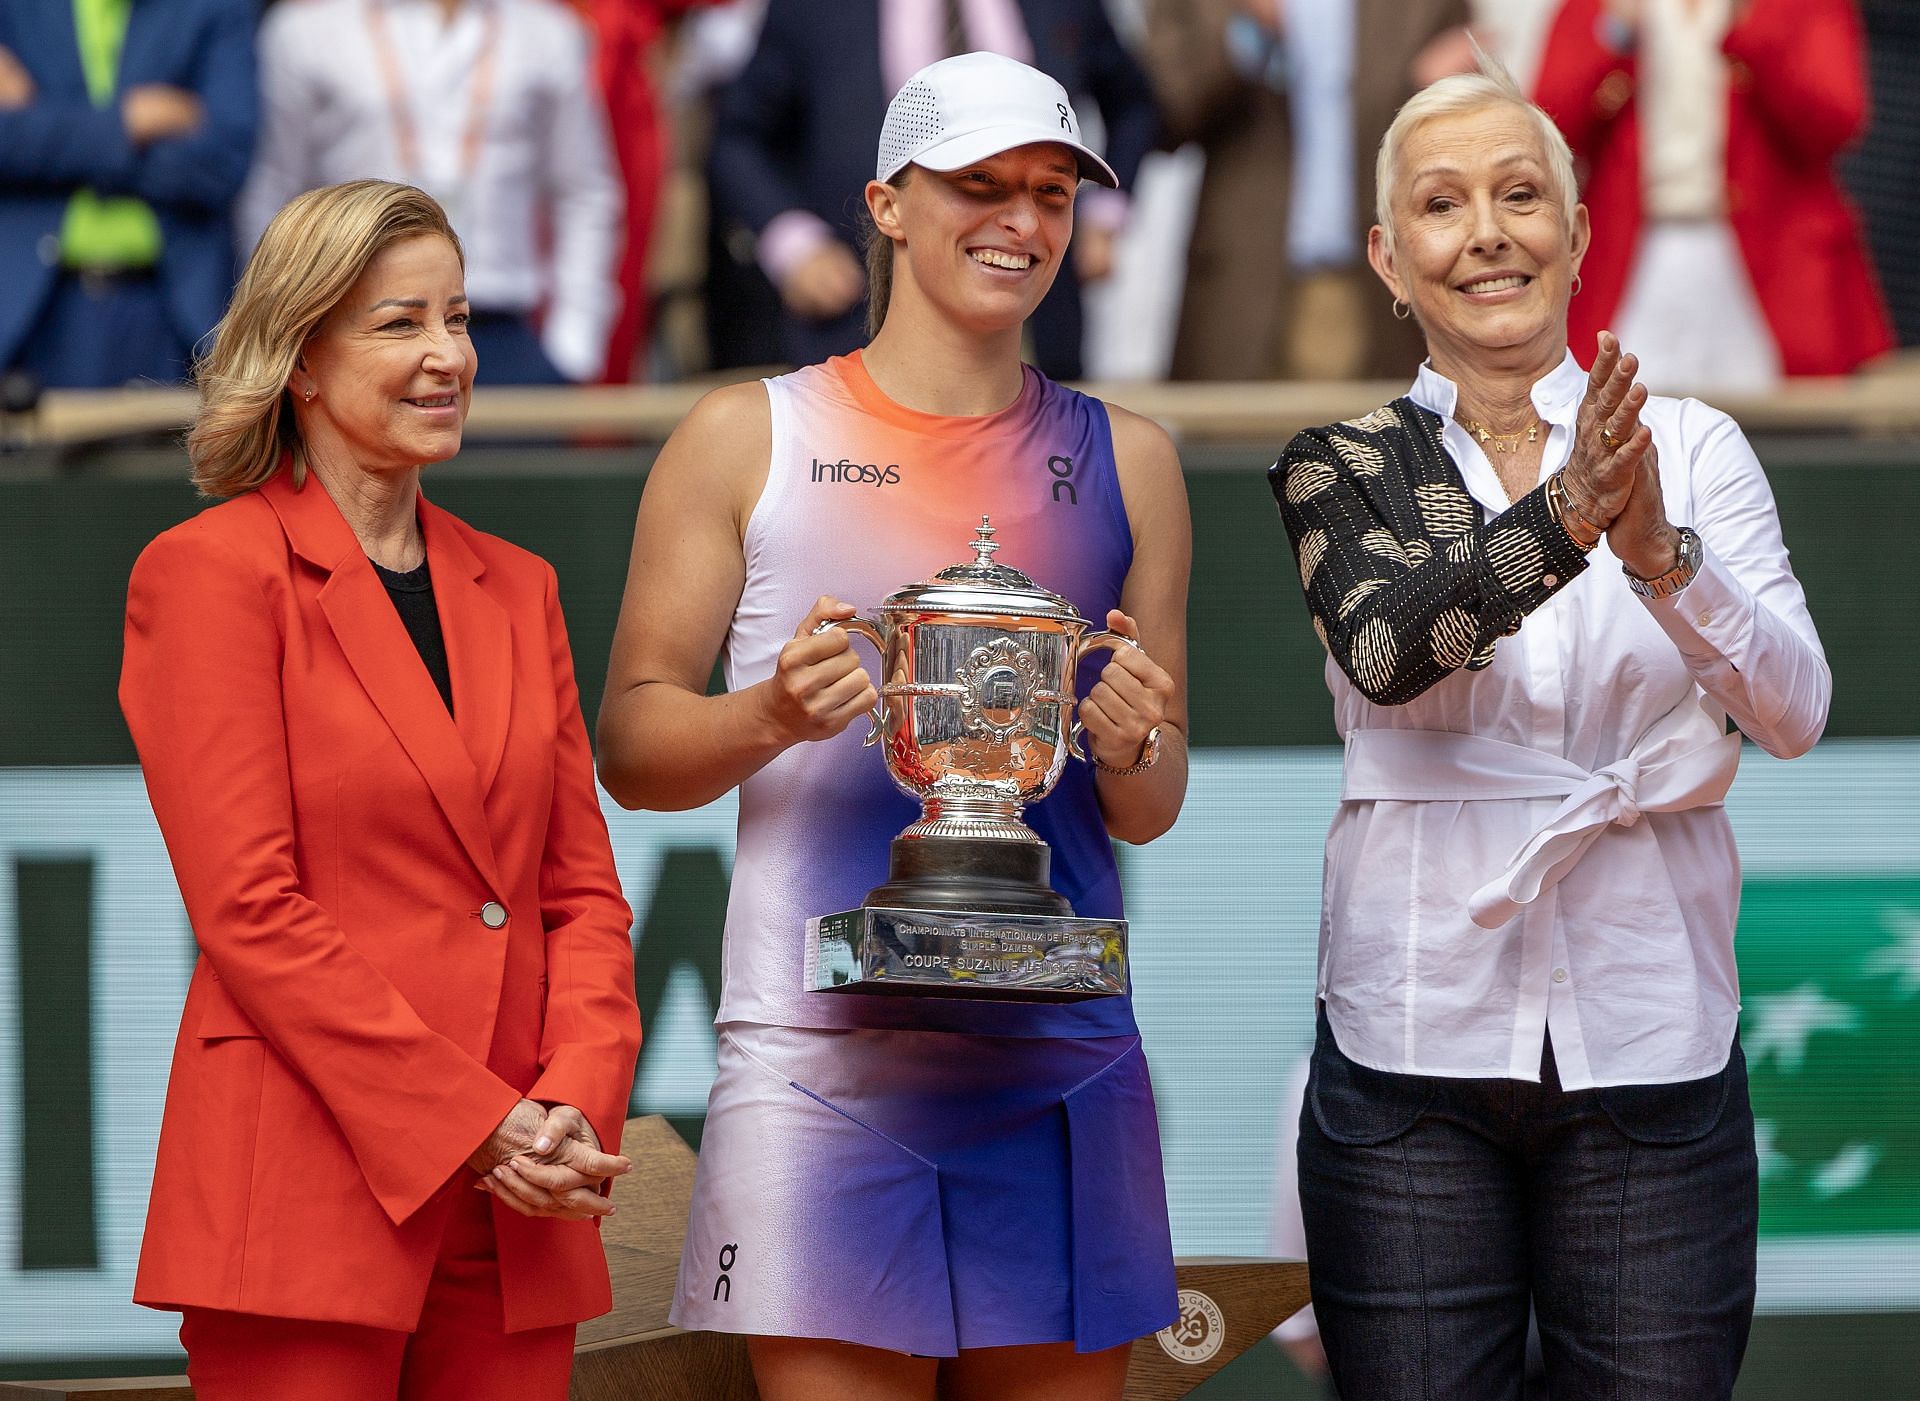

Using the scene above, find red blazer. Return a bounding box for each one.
[1535,0,1894,376]
[120,467,640,1333]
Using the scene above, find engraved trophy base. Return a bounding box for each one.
[808,836,1126,1002]
[807,906,1127,1002]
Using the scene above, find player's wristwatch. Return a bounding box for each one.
[1094,725,1162,776]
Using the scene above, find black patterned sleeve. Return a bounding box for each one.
[1268,406,1591,706]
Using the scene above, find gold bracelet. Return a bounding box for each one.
[1546,471,1603,551]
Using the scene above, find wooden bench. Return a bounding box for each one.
[0,1116,1309,1401]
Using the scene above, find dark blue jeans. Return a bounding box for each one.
[1297,1007,1757,1401]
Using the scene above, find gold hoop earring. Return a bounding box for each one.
[1391,299,1412,321]
[1572,274,1583,296]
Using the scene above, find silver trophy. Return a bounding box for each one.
[805,517,1133,1002]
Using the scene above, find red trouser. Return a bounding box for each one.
[179,1187,574,1401]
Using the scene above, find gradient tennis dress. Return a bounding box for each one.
[667,351,1177,1356]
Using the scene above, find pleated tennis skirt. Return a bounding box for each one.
[668,1021,1177,1357]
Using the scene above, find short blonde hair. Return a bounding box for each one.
[187,181,463,499]
[1374,50,1577,261]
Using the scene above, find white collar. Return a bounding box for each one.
[1409,350,1587,425]
[1406,351,1586,513]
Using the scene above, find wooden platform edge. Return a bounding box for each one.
[0,1381,192,1401]
[1124,1257,1312,1401]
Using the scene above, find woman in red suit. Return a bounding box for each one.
[1534,0,1892,388]
[119,179,642,1401]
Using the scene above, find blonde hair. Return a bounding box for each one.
[1374,49,1578,261]
[187,181,463,499]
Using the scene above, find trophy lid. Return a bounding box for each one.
[879,517,1086,623]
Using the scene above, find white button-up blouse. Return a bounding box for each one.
[1271,352,1830,1089]
[240,0,622,383]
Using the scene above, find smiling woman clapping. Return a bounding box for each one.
[1268,55,1830,1401]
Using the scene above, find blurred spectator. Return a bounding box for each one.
[576,0,719,382]
[705,0,1160,379]
[658,0,775,373]
[1145,0,1472,382]
[241,0,622,385]
[1470,0,1561,89]
[1840,0,1920,349]
[0,0,256,389]
[1535,0,1893,389]
[670,1,767,126]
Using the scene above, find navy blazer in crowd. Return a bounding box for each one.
[707,0,1160,375]
[0,0,257,371]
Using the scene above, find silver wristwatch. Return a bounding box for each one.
[1093,725,1162,776]
[1624,526,1702,600]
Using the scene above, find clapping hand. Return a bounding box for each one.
[1563,332,1681,579]
[1604,421,1682,582]
[471,1100,632,1221]
[1562,331,1654,534]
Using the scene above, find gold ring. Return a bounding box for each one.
[1601,426,1625,451]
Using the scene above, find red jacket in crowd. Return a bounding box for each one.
[1535,0,1894,376]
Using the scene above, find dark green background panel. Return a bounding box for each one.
[3,441,1914,765]
[14,856,98,1272]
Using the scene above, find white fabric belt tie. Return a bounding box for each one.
[1341,700,1742,929]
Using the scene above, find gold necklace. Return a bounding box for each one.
[1458,415,1540,454]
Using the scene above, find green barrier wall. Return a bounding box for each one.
[2,442,1915,1395]
[4,442,1917,767]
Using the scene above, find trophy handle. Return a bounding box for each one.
[811,616,888,746]
[1066,630,1142,762]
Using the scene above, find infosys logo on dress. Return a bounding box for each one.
[811,457,901,487]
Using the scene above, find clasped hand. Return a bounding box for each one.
[1076,609,1174,772]
[468,1099,632,1222]
[762,597,884,745]
[1562,331,1682,580]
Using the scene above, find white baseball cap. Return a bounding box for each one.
[876,51,1119,189]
